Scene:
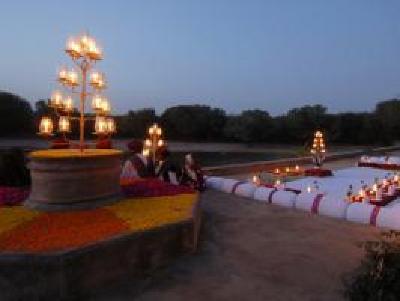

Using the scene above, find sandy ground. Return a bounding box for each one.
[91,188,380,301]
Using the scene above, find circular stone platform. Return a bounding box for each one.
[26,149,123,210]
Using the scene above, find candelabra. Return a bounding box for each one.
[143,123,164,164]
[310,130,326,167]
[38,32,116,151]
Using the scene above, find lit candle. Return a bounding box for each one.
[92,95,103,111]
[145,139,152,147]
[50,90,63,107]
[67,69,78,86]
[142,148,150,157]
[100,99,111,114]
[95,116,107,134]
[106,118,116,133]
[63,96,73,112]
[66,37,81,57]
[39,117,53,136]
[58,116,70,133]
[90,71,100,84]
[58,67,68,83]
[149,126,154,135]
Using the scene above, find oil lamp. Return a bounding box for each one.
[144,123,165,164]
[58,116,71,133]
[39,117,54,136]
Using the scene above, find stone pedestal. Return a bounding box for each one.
[26,149,123,210]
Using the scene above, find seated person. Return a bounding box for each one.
[155,146,180,185]
[180,153,205,191]
[121,140,154,180]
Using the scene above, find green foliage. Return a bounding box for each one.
[117,108,156,138]
[2,89,400,145]
[0,91,34,137]
[160,105,226,140]
[344,231,400,301]
[224,109,273,142]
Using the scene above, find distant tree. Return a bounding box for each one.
[116,108,157,138]
[0,91,34,137]
[161,105,226,140]
[285,104,328,143]
[224,109,274,142]
[375,99,400,141]
[34,99,53,117]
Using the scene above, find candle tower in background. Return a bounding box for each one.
[310,130,326,167]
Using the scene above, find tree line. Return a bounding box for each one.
[0,90,398,145]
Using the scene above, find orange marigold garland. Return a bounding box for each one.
[0,209,128,252]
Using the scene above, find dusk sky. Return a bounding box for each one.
[1,0,400,115]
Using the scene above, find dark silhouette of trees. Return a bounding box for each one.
[224,109,274,142]
[1,89,399,146]
[117,108,157,138]
[0,91,34,137]
[161,105,226,140]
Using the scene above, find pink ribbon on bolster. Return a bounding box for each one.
[267,189,278,203]
[370,206,381,226]
[231,181,247,194]
[311,193,324,214]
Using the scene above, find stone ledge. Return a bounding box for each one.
[0,200,202,300]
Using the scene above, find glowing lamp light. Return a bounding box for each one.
[50,91,63,108]
[252,175,260,186]
[94,116,107,135]
[90,71,100,84]
[58,67,68,84]
[90,71,106,90]
[67,69,79,87]
[58,116,71,133]
[142,148,150,157]
[63,96,74,112]
[295,165,300,172]
[100,99,111,114]
[158,139,164,147]
[285,167,290,173]
[39,117,54,136]
[145,139,152,147]
[92,95,103,111]
[106,117,116,133]
[149,126,155,135]
[65,37,82,58]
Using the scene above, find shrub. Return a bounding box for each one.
[344,231,400,300]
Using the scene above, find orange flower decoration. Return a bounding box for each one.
[0,209,128,252]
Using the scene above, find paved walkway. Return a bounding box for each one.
[93,189,380,301]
